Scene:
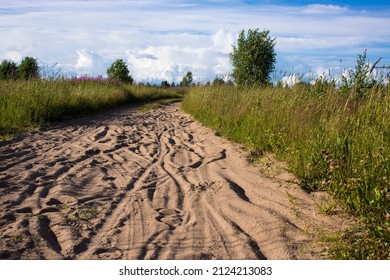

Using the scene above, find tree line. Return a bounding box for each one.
[0,57,40,80]
[0,28,277,87]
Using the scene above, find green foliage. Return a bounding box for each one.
[340,50,382,98]
[230,29,276,86]
[0,60,18,80]
[180,71,193,87]
[182,82,389,259]
[310,77,336,95]
[18,57,40,80]
[107,59,133,84]
[212,77,225,86]
[138,98,181,113]
[161,80,170,88]
[329,225,389,260]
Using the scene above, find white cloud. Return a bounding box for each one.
[74,49,111,77]
[124,42,232,83]
[0,1,389,82]
[3,50,23,62]
[212,29,234,53]
[302,4,349,14]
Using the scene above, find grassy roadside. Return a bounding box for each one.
[0,80,184,137]
[137,98,182,113]
[181,84,389,259]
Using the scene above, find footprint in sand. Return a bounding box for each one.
[155,208,183,229]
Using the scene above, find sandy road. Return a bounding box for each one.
[0,103,346,259]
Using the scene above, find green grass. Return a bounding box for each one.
[182,84,389,259]
[138,98,182,113]
[0,80,184,137]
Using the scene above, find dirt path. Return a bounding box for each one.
[0,103,348,259]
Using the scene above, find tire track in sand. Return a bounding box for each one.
[0,103,350,259]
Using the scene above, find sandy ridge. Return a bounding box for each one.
[0,103,348,259]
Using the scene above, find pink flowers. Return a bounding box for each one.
[321,149,336,173]
[72,75,122,85]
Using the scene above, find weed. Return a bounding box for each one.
[315,199,337,216]
[78,206,96,220]
[13,234,25,244]
[65,214,78,223]
[285,191,296,204]
[285,191,301,217]
[35,214,42,222]
[328,225,390,260]
[62,202,69,212]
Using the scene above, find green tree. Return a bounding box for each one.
[230,29,276,86]
[161,80,170,88]
[340,50,381,98]
[180,71,193,87]
[19,56,40,80]
[107,59,133,84]
[0,60,18,80]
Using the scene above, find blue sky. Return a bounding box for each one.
[0,0,389,83]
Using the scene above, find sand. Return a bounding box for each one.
[0,103,350,260]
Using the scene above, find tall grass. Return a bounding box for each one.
[0,80,184,136]
[182,84,389,259]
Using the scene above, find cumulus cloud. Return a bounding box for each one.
[212,29,234,53]
[0,0,389,82]
[3,50,23,62]
[124,42,232,83]
[74,49,112,77]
